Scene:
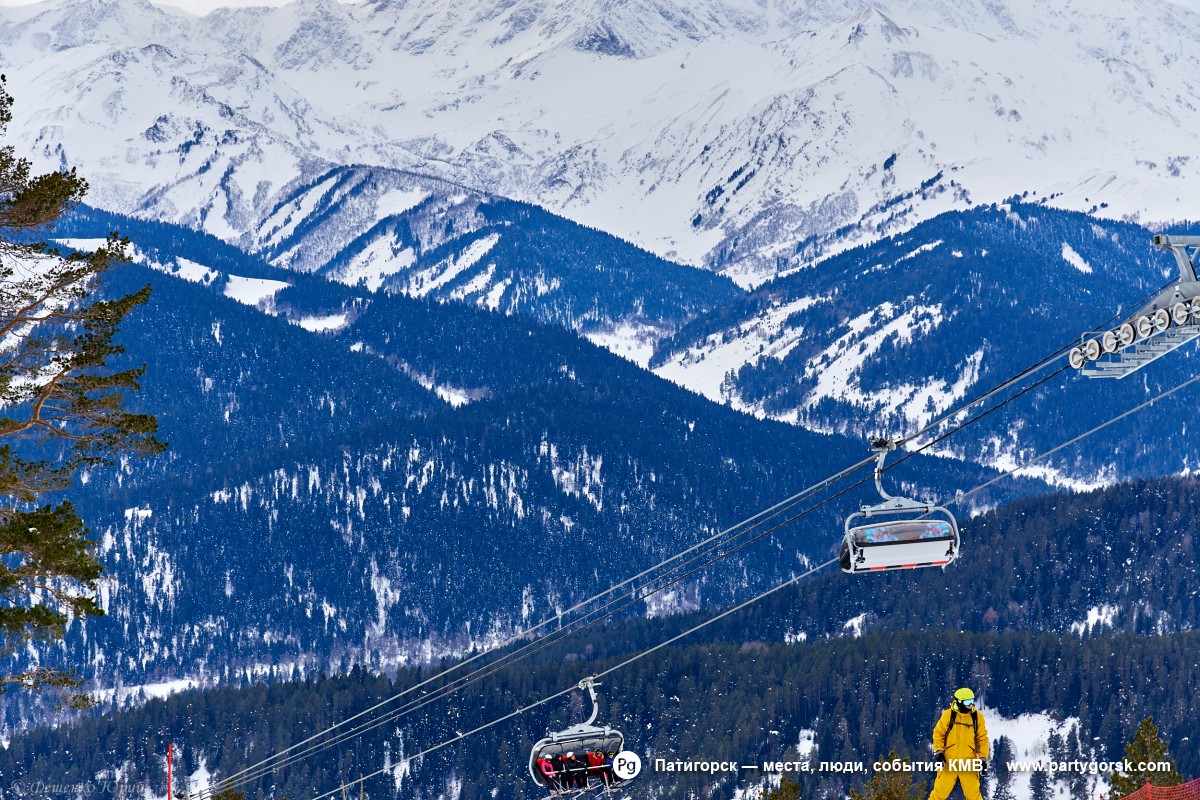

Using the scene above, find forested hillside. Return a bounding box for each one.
[16,206,1035,692]
[2,476,1197,800]
[653,204,1200,482]
[1,631,1192,800]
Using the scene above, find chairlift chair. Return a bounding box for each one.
[840,440,960,574]
[529,678,626,793]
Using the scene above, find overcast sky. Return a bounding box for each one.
[1,0,1199,15]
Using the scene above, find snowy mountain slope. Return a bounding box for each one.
[4,0,1200,284]
[253,165,743,351]
[0,0,421,238]
[652,203,1200,486]
[36,210,1040,689]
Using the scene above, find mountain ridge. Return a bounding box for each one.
[31,207,1040,696]
[4,0,1200,284]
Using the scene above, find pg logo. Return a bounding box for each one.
[613,751,642,780]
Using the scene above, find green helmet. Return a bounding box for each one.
[953,688,975,702]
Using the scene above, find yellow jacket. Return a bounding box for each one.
[932,707,989,762]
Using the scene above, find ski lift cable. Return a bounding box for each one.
[289,367,1084,793]
[949,369,1200,509]
[198,295,1130,799]
[254,475,894,783]
[216,364,1064,795]
[185,453,880,800]
[309,362,1200,800]
[202,466,882,795]
[305,557,840,800]
[890,365,1070,466]
[896,277,1173,450]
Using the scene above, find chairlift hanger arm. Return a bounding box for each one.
[578,677,600,727]
[863,439,934,514]
[871,441,897,502]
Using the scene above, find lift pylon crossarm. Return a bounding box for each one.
[1153,234,1200,283]
[1071,234,1200,379]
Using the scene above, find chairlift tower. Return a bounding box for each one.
[1072,235,1200,378]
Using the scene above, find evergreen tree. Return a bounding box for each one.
[1067,726,1089,800]
[1109,718,1184,797]
[1048,731,1065,762]
[761,776,801,800]
[850,751,926,800]
[991,737,1015,800]
[210,781,245,800]
[0,75,162,697]
[1031,770,1051,800]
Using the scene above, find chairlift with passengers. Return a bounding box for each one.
[840,439,960,574]
[529,678,627,794]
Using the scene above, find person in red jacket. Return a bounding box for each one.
[587,750,607,785]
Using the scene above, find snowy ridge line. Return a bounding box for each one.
[8,0,1200,284]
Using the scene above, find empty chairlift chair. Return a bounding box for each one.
[840,440,960,574]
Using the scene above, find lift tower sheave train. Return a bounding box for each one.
[1071,235,1200,378]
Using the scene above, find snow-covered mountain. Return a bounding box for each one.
[652,203,1200,487]
[3,0,1200,285]
[39,209,1033,690]
[252,164,742,356]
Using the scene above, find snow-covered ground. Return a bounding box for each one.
[653,296,827,404]
[984,708,1105,800]
[223,275,292,307]
[586,321,671,368]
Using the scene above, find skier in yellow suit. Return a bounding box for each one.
[928,688,990,800]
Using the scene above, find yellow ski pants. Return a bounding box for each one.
[928,770,983,800]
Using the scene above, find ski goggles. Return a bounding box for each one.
[958,698,975,707]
